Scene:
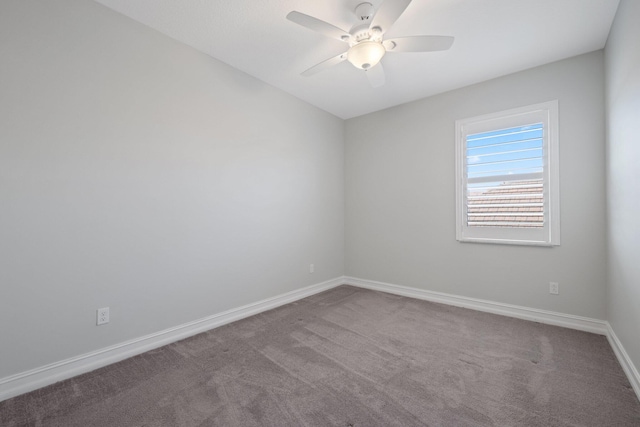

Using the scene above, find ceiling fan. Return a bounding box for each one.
[286,0,454,88]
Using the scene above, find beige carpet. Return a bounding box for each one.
[1,285,639,426]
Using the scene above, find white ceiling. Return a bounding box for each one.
[94,0,620,119]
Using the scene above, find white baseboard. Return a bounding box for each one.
[3,276,638,404]
[606,323,640,400]
[0,277,343,402]
[344,276,640,401]
[344,276,608,334]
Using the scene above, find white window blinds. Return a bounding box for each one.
[466,124,544,228]
[455,101,560,246]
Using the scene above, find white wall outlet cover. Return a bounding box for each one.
[97,307,110,325]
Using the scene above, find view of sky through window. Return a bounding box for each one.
[466,124,543,183]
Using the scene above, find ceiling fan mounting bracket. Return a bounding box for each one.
[354,2,375,22]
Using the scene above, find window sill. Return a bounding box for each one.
[457,237,559,247]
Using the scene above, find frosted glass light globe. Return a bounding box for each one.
[347,41,386,70]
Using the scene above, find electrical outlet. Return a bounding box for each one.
[309,264,315,273]
[549,282,559,295]
[97,307,110,325]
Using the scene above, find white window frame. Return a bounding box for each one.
[455,101,560,246]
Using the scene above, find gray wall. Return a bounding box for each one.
[0,0,344,378]
[605,0,640,376]
[345,51,607,319]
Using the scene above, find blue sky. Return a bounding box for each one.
[466,124,543,181]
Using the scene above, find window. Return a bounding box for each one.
[455,101,560,246]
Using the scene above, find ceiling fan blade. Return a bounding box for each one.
[383,36,454,52]
[365,63,386,88]
[286,11,350,42]
[301,52,348,77]
[369,0,412,34]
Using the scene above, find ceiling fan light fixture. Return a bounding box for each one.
[347,41,386,70]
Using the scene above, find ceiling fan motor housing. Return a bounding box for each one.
[350,3,382,44]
